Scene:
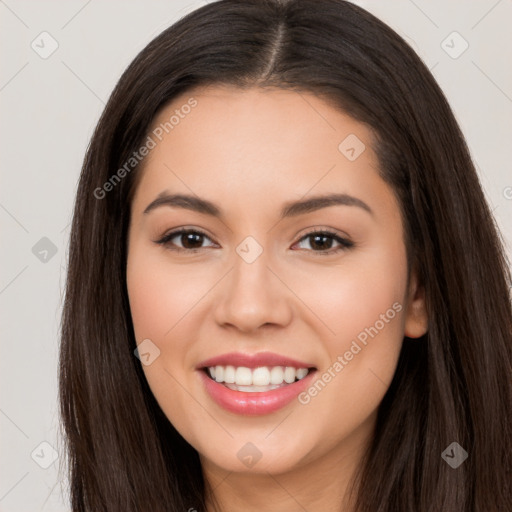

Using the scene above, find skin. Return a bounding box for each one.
[126,85,428,512]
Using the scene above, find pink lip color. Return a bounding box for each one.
[198,368,317,416]
[196,351,315,370]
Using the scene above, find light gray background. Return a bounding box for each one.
[1,1,511,510]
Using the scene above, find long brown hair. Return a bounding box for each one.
[59,0,512,510]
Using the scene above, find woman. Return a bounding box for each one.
[59,0,512,510]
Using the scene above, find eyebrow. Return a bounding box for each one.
[143,191,373,218]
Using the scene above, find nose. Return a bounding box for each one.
[213,248,293,333]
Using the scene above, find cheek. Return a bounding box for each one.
[126,244,203,342]
[126,242,216,398]
[126,254,168,343]
[126,244,198,418]
[292,244,407,351]
[293,244,407,435]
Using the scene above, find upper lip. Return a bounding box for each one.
[196,351,316,370]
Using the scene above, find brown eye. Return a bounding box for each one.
[155,229,216,252]
[154,227,353,255]
[293,229,354,254]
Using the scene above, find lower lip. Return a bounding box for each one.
[198,369,316,415]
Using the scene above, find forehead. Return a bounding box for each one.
[131,85,388,219]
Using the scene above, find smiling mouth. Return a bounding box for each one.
[202,365,316,393]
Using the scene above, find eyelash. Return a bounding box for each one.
[154,227,354,255]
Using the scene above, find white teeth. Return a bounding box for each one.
[224,383,283,392]
[270,366,284,384]
[284,366,296,384]
[252,367,270,386]
[296,368,308,379]
[206,365,311,386]
[223,365,236,383]
[214,365,224,383]
[235,367,252,386]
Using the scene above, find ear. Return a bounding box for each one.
[403,268,428,338]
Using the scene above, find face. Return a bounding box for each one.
[126,85,427,480]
